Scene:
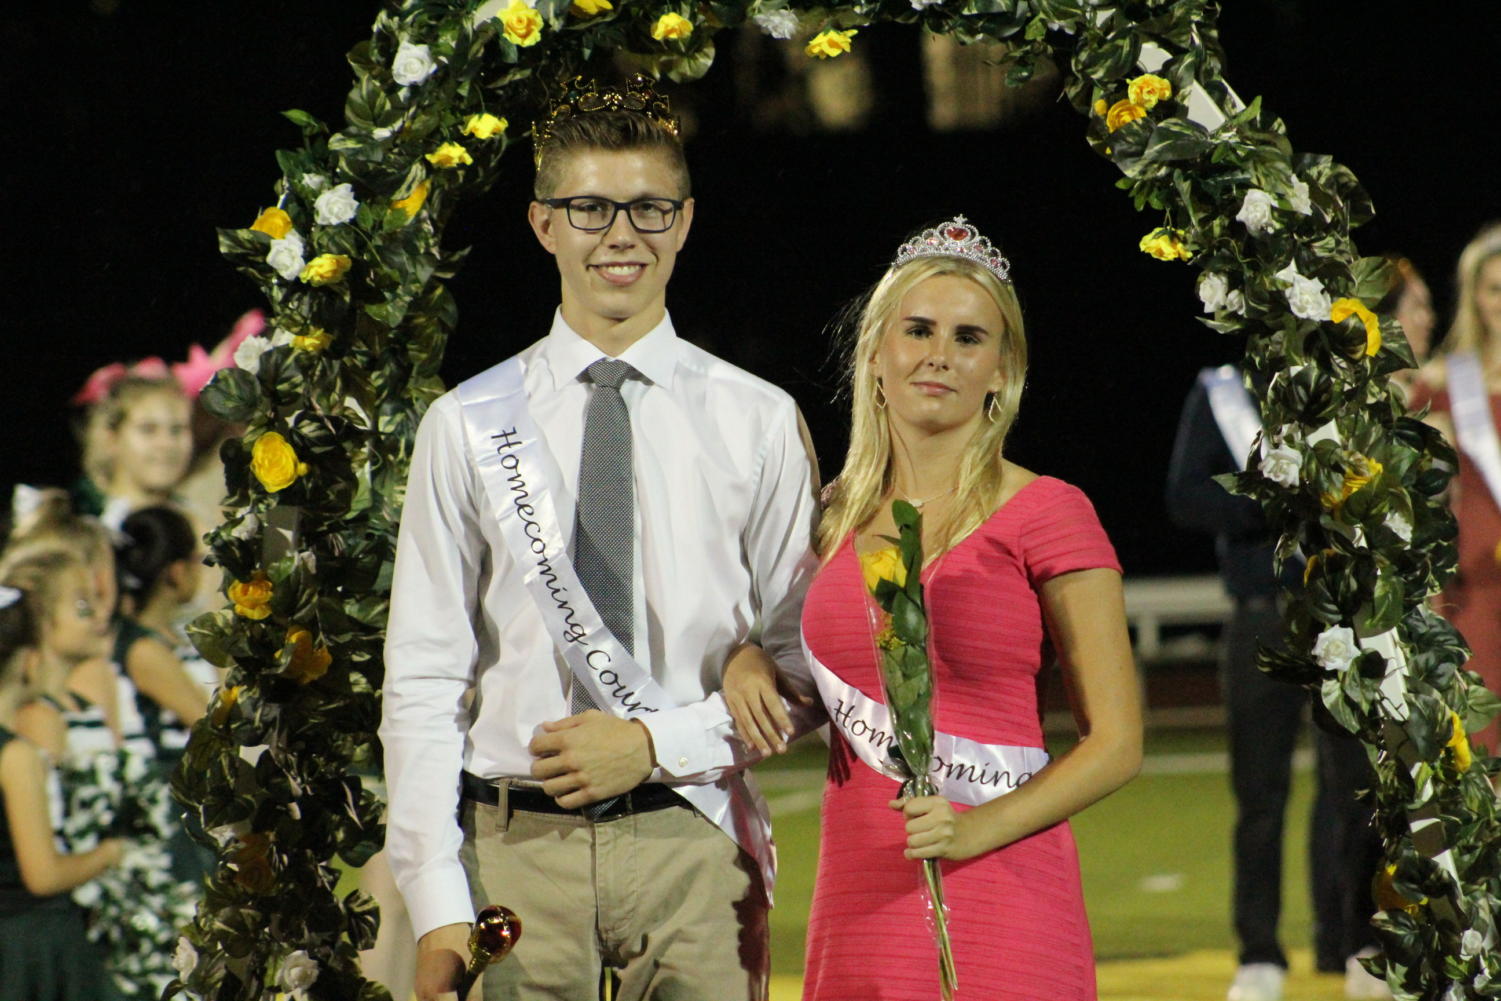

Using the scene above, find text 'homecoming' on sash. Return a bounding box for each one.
[806,644,1050,808]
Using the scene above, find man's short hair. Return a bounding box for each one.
[533,110,691,200]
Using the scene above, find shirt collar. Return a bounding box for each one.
[541,310,679,391]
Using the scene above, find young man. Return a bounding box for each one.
[380,78,821,1001]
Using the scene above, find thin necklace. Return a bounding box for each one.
[900,485,957,509]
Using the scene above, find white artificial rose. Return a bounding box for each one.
[1236,188,1276,235]
[752,9,798,39]
[173,936,199,979]
[391,40,437,86]
[1383,510,1413,542]
[1312,625,1359,672]
[301,173,327,192]
[266,231,306,282]
[1198,272,1246,314]
[1461,929,1485,958]
[1287,177,1312,215]
[1274,263,1332,321]
[313,183,359,226]
[1259,445,1303,488]
[281,950,320,993]
[234,335,271,374]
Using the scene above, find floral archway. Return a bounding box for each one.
[175,1,1497,998]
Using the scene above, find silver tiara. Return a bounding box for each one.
[892,215,1011,282]
[0,585,21,610]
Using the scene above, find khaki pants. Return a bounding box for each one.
[460,788,768,1001]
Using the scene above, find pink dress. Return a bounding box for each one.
[801,477,1121,1001]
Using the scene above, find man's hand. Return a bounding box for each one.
[415,922,470,1001]
[529,711,655,808]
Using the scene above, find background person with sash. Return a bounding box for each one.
[1412,221,1501,753]
[1166,366,1389,1001]
[379,77,821,1001]
[728,218,1142,1001]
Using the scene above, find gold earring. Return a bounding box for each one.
[986,393,1001,423]
[874,380,887,410]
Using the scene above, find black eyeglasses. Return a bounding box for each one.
[541,196,685,233]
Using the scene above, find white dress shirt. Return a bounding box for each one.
[381,311,820,939]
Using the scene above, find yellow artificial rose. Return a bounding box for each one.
[651,12,693,41]
[463,113,508,140]
[1138,227,1191,262]
[1323,456,1383,511]
[425,142,475,169]
[805,28,857,59]
[859,546,907,593]
[298,253,352,286]
[1331,297,1382,357]
[571,0,612,14]
[250,431,310,493]
[1445,711,1472,772]
[291,327,333,353]
[228,573,274,620]
[391,180,430,217]
[1127,73,1173,110]
[1373,864,1425,916]
[285,626,333,684]
[1105,99,1146,132]
[497,0,544,46]
[250,207,294,239]
[1093,98,1108,117]
[210,684,242,726]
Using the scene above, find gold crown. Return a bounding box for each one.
[532,74,681,167]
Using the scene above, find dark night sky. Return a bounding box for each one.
[5,2,1499,578]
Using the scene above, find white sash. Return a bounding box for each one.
[1199,365,1262,471]
[455,357,775,896]
[1447,351,1501,511]
[805,643,1049,807]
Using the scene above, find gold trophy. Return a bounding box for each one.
[457,904,522,1001]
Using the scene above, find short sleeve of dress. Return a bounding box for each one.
[1020,481,1122,587]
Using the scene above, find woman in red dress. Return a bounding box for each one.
[727,217,1142,1000]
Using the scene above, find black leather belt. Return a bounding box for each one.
[460,771,683,820]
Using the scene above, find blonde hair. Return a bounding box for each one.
[0,548,87,635]
[78,375,189,489]
[1443,221,1501,355]
[4,491,113,570]
[819,255,1027,559]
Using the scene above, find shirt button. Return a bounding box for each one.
[678,756,689,769]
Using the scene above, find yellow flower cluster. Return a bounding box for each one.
[299,253,351,286]
[463,113,508,140]
[651,12,693,40]
[251,431,310,492]
[805,28,857,59]
[1099,74,1172,132]
[285,626,333,684]
[497,0,543,46]
[1138,227,1191,262]
[292,327,333,353]
[571,0,611,14]
[426,142,474,169]
[228,573,273,620]
[391,180,430,217]
[1320,456,1383,511]
[859,546,906,593]
[250,207,293,239]
[1331,297,1381,357]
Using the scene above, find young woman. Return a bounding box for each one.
[729,217,1141,1000]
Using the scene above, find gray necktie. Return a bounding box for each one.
[571,359,635,816]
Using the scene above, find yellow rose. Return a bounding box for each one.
[298,253,352,286]
[571,0,611,14]
[1105,99,1146,132]
[1138,227,1191,262]
[858,546,907,593]
[425,142,474,169]
[1323,456,1383,510]
[391,180,429,217]
[228,573,274,620]
[651,12,693,41]
[805,28,857,59]
[250,431,310,493]
[210,684,242,726]
[1445,711,1472,772]
[1127,73,1172,110]
[291,327,333,353]
[1093,98,1108,117]
[463,113,508,140]
[1331,297,1381,357]
[250,207,293,239]
[497,0,544,46]
[1373,864,1425,916]
[285,626,332,684]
